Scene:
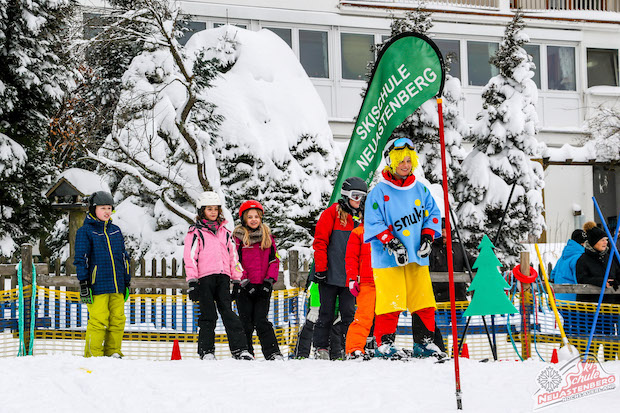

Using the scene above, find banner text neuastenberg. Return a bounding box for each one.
[330,33,444,204]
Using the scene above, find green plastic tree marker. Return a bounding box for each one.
[463,235,518,317]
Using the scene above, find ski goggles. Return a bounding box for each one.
[341,189,367,202]
[391,137,415,150]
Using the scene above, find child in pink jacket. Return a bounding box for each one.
[184,191,253,360]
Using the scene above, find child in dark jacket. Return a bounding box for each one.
[312,177,367,360]
[74,191,131,358]
[233,200,284,360]
[184,191,253,360]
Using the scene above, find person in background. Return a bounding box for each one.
[364,137,446,360]
[233,200,284,360]
[312,177,367,360]
[550,229,587,302]
[575,221,619,360]
[184,191,253,360]
[74,191,131,358]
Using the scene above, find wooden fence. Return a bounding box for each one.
[1,244,618,295]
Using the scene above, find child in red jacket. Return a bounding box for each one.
[345,224,402,360]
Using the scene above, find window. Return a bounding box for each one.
[213,23,247,29]
[264,27,292,48]
[341,33,374,80]
[435,39,461,80]
[300,30,329,78]
[547,46,576,91]
[523,44,540,89]
[467,41,499,86]
[177,21,207,46]
[587,48,619,88]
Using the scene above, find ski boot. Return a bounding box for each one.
[413,339,448,362]
[267,352,285,361]
[375,333,408,360]
[200,352,216,360]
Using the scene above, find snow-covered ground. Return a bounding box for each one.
[1,355,618,412]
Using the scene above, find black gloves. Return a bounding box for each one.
[417,234,433,259]
[313,271,327,284]
[231,281,241,301]
[187,279,200,302]
[262,278,275,296]
[386,238,408,266]
[240,279,258,296]
[80,280,93,304]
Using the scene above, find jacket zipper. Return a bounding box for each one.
[104,221,119,293]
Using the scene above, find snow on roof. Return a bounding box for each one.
[52,168,110,196]
[541,143,597,163]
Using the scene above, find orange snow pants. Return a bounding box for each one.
[345,284,375,354]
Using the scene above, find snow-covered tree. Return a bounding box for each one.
[368,8,468,194]
[85,1,337,259]
[585,105,620,162]
[0,0,75,256]
[456,11,545,265]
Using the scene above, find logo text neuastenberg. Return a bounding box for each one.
[533,356,618,410]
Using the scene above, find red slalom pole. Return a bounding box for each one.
[437,98,463,410]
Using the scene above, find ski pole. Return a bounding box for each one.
[585,199,620,362]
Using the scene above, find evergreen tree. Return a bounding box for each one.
[0,0,75,256]
[463,235,517,316]
[585,106,620,162]
[456,11,544,265]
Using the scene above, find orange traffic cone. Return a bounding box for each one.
[461,343,469,359]
[551,348,559,364]
[171,339,182,360]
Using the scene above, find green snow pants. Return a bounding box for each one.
[84,293,126,357]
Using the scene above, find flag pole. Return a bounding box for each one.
[437,98,462,409]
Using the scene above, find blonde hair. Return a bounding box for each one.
[237,209,273,249]
[384,147,419,175]
[336,204,349,226]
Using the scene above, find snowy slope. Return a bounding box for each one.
[1,355,618,412]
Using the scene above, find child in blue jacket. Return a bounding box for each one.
[74,191,131,358]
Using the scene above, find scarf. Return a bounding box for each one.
[233,226,264,246]
[196,219,220,235]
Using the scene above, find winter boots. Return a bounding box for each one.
[200,352,216,360]
[267,352,285,361]
[375,333,408,360]
[315,348,330,360]
[232,349,255,360]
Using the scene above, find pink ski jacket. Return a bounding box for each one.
[183,221,243,282]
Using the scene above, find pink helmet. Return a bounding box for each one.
[239,200,264,219]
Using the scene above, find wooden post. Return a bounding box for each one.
[289,250,299,287]
[66,209,86,275]
[520,251,531,360]
[21,243,33,354]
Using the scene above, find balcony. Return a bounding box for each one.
[342,0,620,12]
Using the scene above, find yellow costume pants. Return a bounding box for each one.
[374,262,436,315]
[84,293,126,357]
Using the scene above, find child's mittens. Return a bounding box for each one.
[187,279,200,302]
[417,234,433,258]
[261,278,275,296]
[80,280,93,304]
[231,280,241,301]
[349,280,360,297]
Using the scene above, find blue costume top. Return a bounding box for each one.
[550,239,584,302]
[364,177,441,269]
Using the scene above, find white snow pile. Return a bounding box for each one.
[0,132,26,178]
[99,25,337,261]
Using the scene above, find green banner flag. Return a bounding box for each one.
[330,32,445,203]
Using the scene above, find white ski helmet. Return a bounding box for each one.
[196,191,222,209]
